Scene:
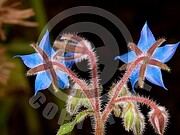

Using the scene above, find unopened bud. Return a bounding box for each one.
[148,107,169,135]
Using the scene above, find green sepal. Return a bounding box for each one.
[57,110,93,135]
[113,105,121,117]
[81,97,92,109]
[66,89,82,115]
[120,86,128,96]
[121,102,131,118]
[133,115,144,135]
[123,103,135,132]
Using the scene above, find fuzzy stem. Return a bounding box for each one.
[52,61,96,111]
[114,96,159,112]
[102,56,145,122]
[85,48,102,135]
[69,36,102,134]
[56,35,102,133]
[95,121,103,135]
[87,50,99,106]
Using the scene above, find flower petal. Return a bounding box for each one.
[35,71,52,94]
[14,53,43,68]
[137,22,156,52]
[64,52,75,68]
[152,42,179,63]
[115,51,137,63]
[145,66,167,90]
[56,70,70,89]
[129,67,139,92]
[39,30,55,57]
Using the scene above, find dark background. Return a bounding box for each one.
[2,0,180,135]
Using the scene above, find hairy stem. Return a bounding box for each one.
[63,35,102,134]
[52,61,96,111]
[69,39,102,134]
[85,48,101,135]
[114,96,159,112]
[95,121,103,135]
[102,56,145,122]
[87,50,100,109]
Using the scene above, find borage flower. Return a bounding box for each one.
[15,30,73,94]
[115,22,179,91]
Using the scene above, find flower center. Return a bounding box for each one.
[46,61,53,69]
[143,56,149,64]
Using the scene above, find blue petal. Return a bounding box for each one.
[152,42,179,63]
[129,67,139,92]
[145,65,167,90]
[14,53,43,68]
[137,22,156,52]
[35,71,52,94]
[64,52,75,68]
[114,51,137,63]
[39,30,55,57]
[56,70,70,89]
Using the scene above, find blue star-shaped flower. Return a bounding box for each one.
[115,22,179,91]
[15,30,74,94]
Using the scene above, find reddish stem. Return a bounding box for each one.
[52,61,96,111]
[74,40,102,134]
[86,50,100,107]
[102,56,145,122]
[56,35,102,134]
[114,96,159,112]
[86,49,102,135]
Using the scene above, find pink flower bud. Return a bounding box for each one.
[148,107,169,135]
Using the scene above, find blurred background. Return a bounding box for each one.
[0,0,180,135]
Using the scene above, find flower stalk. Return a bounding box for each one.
[17,22,179,135]
[53,61,96,110]
[102,56,145,122]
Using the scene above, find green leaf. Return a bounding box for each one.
[57,110,93,135]
[57,122,74,135]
